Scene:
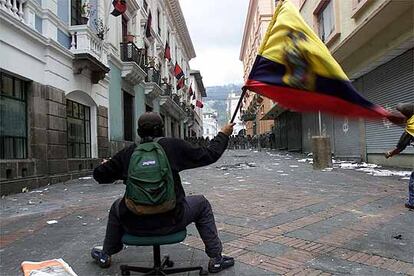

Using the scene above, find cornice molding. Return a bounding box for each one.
[165,0,196,60]
[240,0,258,61]
[1,10,73,60]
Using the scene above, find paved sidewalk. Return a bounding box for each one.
[1,150,413,275]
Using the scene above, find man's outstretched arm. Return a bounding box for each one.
[169,123,235,171]
[93,147,130,184]
[385,131,413,158]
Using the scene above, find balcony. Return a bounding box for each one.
[69,25,109,84]
[143,67,162,102]
[145,67,161,86]
[120,42,146,85]
[1,0,25,22]
[161,83,172,97]
[120,42,146,69]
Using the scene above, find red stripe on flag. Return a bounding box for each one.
[245,79,389,119]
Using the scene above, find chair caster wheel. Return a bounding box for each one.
[166,260,174,267]
[121,270,130,276]
[199,268,209,275]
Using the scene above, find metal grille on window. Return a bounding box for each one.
[0,72,27,159]
[67,99,91,158]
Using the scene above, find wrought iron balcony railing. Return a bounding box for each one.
[145,67,161,86]
[120,42,146,70]
[161,83,172,97]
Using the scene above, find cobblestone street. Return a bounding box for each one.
[1,150,413,276]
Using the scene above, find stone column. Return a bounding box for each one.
[152,98,160,113]
[164,116,172,137]
[312,136,332,170]
[43,86,68,176]
[30,82,48,177]
[180,120,185,139]
[134,84,146,138]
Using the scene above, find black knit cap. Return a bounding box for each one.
[137,112,164,138]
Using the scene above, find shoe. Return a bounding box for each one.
[405,203,414,210]
[208,255,235,273]
[91,246,111,268]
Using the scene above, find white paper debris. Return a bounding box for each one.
[79,176,92,180]
[47,220,58,225]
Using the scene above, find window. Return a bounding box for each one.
[123,91,134,141]
[67,100,91,158]
[71,0,82,25]
[157,9,161,35]
[122,15,128,42]
[0,72,27,159]
[317,1,334,42]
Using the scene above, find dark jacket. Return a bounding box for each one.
[93,132,229,232]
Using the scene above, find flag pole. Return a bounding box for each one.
[230,87,247,123]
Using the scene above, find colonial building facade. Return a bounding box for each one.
[299,0,413,168]
[202,109,219,140]
[240,0,413,168]
[227,92,245,136]
[0,0,204,194]
[239,0,300,137]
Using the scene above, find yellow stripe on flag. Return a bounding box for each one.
[259,0,348,81]
[406,115,414,137]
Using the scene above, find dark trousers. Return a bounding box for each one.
[102,195,223,258]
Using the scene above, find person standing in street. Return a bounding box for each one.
[385,103,414,210]
[92,112,236,273]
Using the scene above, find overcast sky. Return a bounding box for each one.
[179,0,249,87]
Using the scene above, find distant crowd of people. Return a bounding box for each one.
[186,133,277,150]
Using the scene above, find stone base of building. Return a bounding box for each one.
[0,163,99,196]
[1,81,109,195]
[367,153,414,170]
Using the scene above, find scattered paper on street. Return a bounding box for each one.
[21,259,77,276]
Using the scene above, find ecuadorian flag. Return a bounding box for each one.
[244,0,391,119]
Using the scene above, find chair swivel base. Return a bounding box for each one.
[120,255,208,275]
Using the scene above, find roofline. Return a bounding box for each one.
[166,0,196,60]
[190,69,207,97]
[239,0,256,61]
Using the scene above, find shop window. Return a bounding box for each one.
[316,1,334,43]
[0,72,27,159]
[67,99,91,158]
[123,91,134,141]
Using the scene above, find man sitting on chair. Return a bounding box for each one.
[91,112,235,273]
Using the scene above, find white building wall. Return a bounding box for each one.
[203,112,218,139]
[227,92,245,135]
[1,0,110,159]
